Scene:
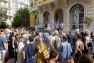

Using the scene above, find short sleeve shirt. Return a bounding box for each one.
[0,36,6,50]
[23,44,39,63]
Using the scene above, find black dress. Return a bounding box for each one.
[8,41,17,58]
[81,37,88,53]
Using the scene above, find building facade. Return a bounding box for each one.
[30,0,94,31]
[0,0,30,25]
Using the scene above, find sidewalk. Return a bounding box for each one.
[6,58,15,63]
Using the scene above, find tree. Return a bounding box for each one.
[82,17,93,28]
[0,19,8,28]
[0,6,8,28]
[0,7,7,21]
[12,7,30,27]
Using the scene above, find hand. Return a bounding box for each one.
[39,50,41,53]
[23,56,25,59]
[32,56,35,58]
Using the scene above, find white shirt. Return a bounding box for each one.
[47,27,51,31]
[86,36,90,44]
[35,25,37,29]
[56,23,59,29]
[74,28,79,33]
[17,42,25,63]
[60,23,64,27]
[39,24,43,28]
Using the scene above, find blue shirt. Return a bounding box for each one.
[43,32,49,43]
[0,36,6,50]
[59,41,72,61]
[68,34,74,46]
[23,44,39,63]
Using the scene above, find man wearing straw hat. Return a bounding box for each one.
[52,30,61,51]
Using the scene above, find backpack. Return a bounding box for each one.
[54,35,61,51]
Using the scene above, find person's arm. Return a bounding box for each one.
[80,41,84,51]
[4,43,8,51]
[59,45,63,55]
[23,51,25,59]
[23,45,27,59]
[32,45,39,58]
[2,37,8,51]
[85,41,88,50]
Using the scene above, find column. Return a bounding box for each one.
[39,11,43,23]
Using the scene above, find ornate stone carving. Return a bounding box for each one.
[50,2,55,10]
[75,0,78,3]
[87,0,92,2]
[63,0,67,7]
[47,4,52,11]
[57,0,61,6]
[43,5,46,10]
[55,0,59,7]
[38,6,43,13]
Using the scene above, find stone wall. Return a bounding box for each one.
[33,0,94,31]
[84,0,94,31]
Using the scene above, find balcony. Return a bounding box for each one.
[31,7,38,12]
[6,11,13,17]
[30,0,56,12]
[0,0,9,3]
[37,0,55,7]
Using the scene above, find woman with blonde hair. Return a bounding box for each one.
[59,30,63,39]
[84,30,91,53]
[35,37,47,63]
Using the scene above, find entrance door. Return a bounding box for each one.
[54,9,63,23]
[35,15,39,25]
[43,11,50,24]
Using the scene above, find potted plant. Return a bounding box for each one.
[82,17,93,28]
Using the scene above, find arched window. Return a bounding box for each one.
[54,9,63,23]
[35,15,39,25]
[43,11,50,24]
[70,4,84,30]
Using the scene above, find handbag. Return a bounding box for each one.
[88,42,92,47]
[5,53,9,62]
[43,49,49,59]
[75,49,81,61]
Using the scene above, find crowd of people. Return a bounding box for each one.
[35,22,64,32]
[0,27,94,63]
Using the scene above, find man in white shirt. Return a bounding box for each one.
[39,23,43,32]
[74,26,79,34]
[60,22,64,30]
[56,21,59,31]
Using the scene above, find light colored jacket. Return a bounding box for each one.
[17,42,25,63]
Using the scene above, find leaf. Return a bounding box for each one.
[12,7,30,27]
[82,17,93,28]
[0,7,7,21]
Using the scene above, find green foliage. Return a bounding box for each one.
[0,20,8,28]
[12,7,30,27]
[0,7,7,21]
[82,17,93,28]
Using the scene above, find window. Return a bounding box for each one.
[70,4,84,30]
[9,17,11,20]
[8,10,11,14]
[15,2,18,7]
[30,2,33,7]
[9,4,10,8]
[15,8,18,13]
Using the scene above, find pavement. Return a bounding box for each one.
[6,58,15,63]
